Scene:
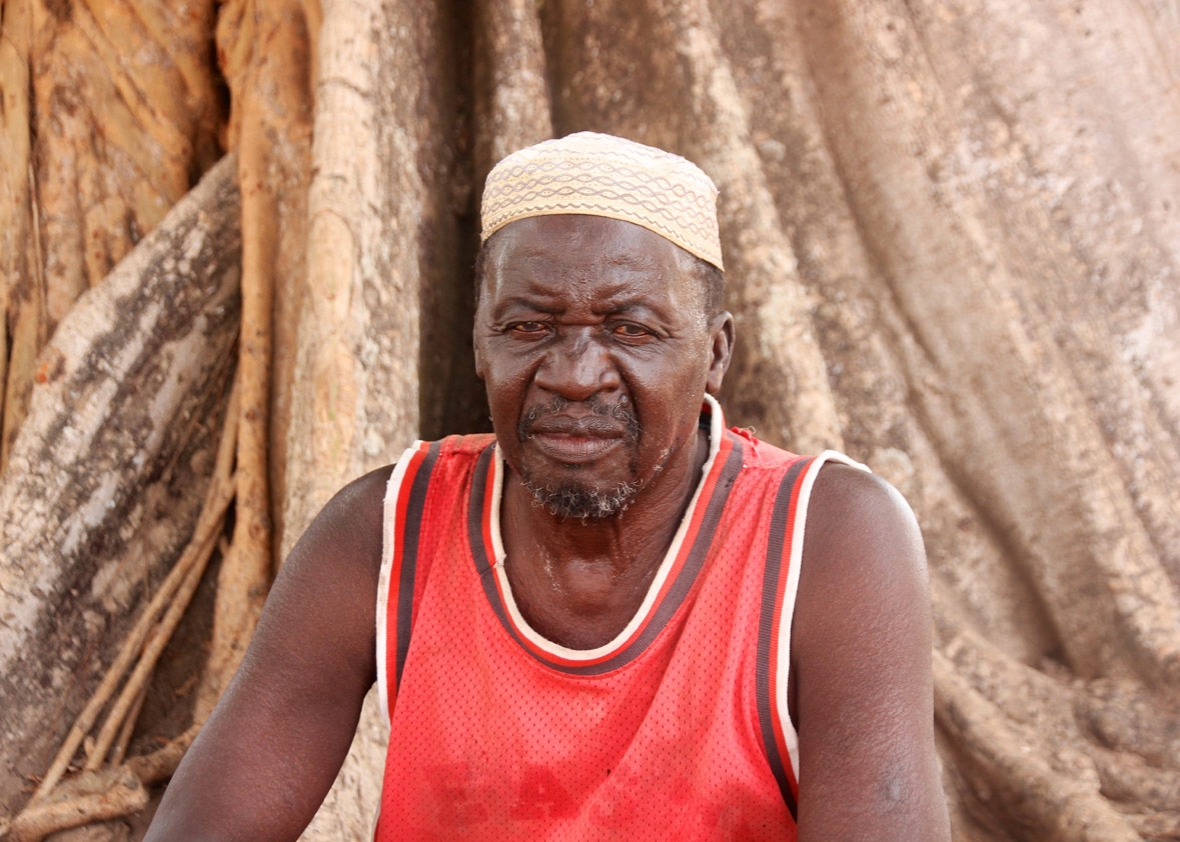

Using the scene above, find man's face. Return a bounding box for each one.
[474,214,732,519]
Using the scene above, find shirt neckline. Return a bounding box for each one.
[467,394,744,675]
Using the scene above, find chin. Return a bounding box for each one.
[522,477,641,520]
[518,439,682,521]
[517,451,640,518]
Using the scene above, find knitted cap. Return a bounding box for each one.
[480,132,723,271]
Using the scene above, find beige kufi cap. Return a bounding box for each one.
[481,132,724,271]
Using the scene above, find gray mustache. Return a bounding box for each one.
[518,396,639,441]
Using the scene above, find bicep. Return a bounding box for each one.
[792,466,949,842]
[145,466,391,842]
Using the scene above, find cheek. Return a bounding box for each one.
[482,355,535,426]
[638,345,711,392]
[490,352,532,385]
[484,373,520,417]
[628,361,710,426]
[479,337,528,385]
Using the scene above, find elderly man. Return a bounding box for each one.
[145,133,949,841]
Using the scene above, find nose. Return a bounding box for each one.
[533,329,621,401]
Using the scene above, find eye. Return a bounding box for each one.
[610,322,654,341]
[506,321,550,338]
[608,320,656,341]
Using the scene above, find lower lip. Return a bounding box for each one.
[530,434,622,463]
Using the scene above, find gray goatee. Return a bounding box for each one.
[519,395,642,521]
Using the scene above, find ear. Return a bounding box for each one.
[705,311,735,395]
[473,249,493,381]
[473,321,486,380]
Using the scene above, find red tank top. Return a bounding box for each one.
[374,399,859,841]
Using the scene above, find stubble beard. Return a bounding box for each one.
[524,477,642,521]
[517,395,651,521]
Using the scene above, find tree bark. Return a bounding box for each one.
[0,0,223,470]
[193,0,319,722]
[0,156,240,816]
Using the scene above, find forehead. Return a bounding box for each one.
[483,215,700,307]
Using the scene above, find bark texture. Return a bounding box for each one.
[2,1,1178,841]
[0,156,240,815]
[0,0,223,468]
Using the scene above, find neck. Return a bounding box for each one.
[499,426,711,649]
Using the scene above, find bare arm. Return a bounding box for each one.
[144,465,393,842]
[792,464,950,842]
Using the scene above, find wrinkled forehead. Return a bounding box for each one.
[480,131,724,272]
[477,215,710,324]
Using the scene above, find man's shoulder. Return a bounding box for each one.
[807,461,917,542]
[440,431,498,454]
[363,433,498,494]
[796,458,927,632]
[726,433,910,537]
[393,433,499,491]
[726,426,805,470]
[728,428,870,484]
[298,464,397,564]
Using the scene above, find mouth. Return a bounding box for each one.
[528,430,624,463]
[518,397,638,465]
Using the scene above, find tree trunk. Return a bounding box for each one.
[0,156,240,816]
[0,0,223,470]
[2,2,1178,841]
